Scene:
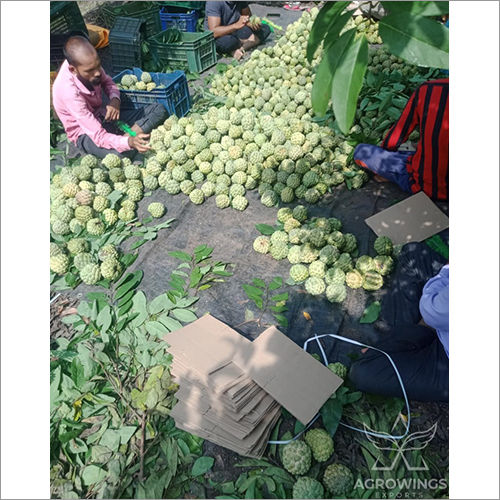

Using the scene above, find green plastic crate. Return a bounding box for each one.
[50,1,88,35]
[149,31,216,73]
[101,1,162,38]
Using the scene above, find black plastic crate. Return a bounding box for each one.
[50,1,88,35]
[109,17,143,74]
[101,1,162,38]
[50,29,89,70]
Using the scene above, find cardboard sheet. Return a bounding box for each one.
[233,326,344,425]
[364,191,449,245]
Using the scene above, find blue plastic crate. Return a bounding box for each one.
[159,7,198,32]
[113,68,191,117]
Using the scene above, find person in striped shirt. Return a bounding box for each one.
[353,78,449,201]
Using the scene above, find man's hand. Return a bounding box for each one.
[128,133,150,153]
[105,97,120,122]
[234,15,249,30]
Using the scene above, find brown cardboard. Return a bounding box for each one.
[170,399,281,457]
[233,326,344,425]
[364,191,449,245]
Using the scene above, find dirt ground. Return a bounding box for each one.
[52,2,450,495]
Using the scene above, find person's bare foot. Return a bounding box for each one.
[233,48,245,61]
[373,173,390,183]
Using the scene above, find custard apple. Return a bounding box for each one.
[362,270,384,291]
[51,220,70,235]
[118,207,135,221]
[270,231,289,246]
[101,258,122,281]
[80,263,102,285]
[322,464,354,497]
[345,269,363,289]
[141,71,152,83]
[73,252,95,271]
[87,218,105,235]
[325,267,346,286]
[261,189,279,207]
[98,244,118,261]
[289,264,309,283]
[326,283,347,303]
[231,195,248,211]
[93,195,109,212]
[148,202,165,218]
[356,255,376,274]
[319,245,339,265]
[374,235,393,256]
[292,477,324,499]
[287,245,302,264]
[80,154,98,169]
[216,194,231,209]
[50,242,63,257]
[300,243,320,264]
[335,253,353,273]
[103,208,118,225]
[309,260,326,278]
[50,254,69,274]
[75,189,94,206]
[277,207,293,223]
[328,362,347,379]
[292,205,308,222]
[102,153,121,169]
[304,428,334,462]
[373,255,394,276]
[67,238,88,255]
[305,276,326,295]
[281,440,311,475]
[270,242,289,260]
[253,236,270,254]
[189,189,205,205]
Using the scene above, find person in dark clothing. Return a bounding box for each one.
[353,78,449,201]
[349,241,449,402]
[205,1,271,60]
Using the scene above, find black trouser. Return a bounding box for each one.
[215,24,271,54]
[349,241,449,402]
[76,103,168,160]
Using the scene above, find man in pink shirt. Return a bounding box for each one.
[52,36,168,159]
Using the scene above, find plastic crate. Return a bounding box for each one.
[159,7,198,32]
[113,68,191,117]
[148,31,216,73]
[50,1,88,35]
[50,29,89,70]
[160,2,205,12]
[101,1,162,38]
[109,17,143,74]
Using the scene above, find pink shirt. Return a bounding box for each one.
[52,60,131,152]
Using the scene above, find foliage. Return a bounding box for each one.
[241,277,289,329]
[50,218,175,291]
[167,244,234,300]
[359,301,381,324]
[50,271,206,498]
[308,1,449,133]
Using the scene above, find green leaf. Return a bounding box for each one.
[169,250,192,262]
[255,224,275,236]
[331,33,368,134]
[129,238,148,250]
[115,271,143,301]
[379,12,449,69]
[99,429,121,453]
[306,1,350,62]
[117,289,135,309]
[191,456,214,476]
[320,398,344,437]
[189,267,203,288]
[242,284,264,299]
[274,314,288,328]
[244,308,255,322]
[145,320,169,337]
[82,465,107,485]
[96,305,112,334]
[159,315,184,332]
[360,301,381,324]
[271,292,288,302]
[171,308,197,323]
[381,1,449,16]
[149,293,170,314]
[252,278,266,288]
[268,277,283,291]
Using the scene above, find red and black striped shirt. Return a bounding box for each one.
[382,78,449,201]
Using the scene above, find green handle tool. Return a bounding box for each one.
[116,120,136,137]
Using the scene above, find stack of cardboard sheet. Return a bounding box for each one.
[163,314,343,457]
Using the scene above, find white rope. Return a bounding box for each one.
[268,332,411,445]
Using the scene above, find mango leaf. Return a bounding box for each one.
[379,12,449,69]
[191,456,214,476]
[311,28,356,116]
[255,224,275,235]
[82,465,107,485]
[360,301,381,324]
[381,1,449,16]
[331,33,368,134]
[306,1,349,62]
[320,397,343,437]
[115,271,143,301]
